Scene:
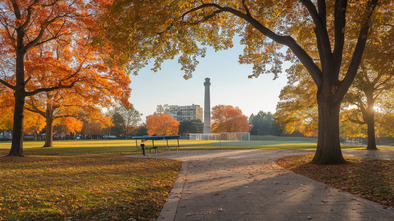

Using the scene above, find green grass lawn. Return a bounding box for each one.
[0,137,378,156]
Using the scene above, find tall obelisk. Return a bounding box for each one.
[203,78,211,134]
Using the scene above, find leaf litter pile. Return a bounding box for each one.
[276,154,393,208]
[0,155,181,220]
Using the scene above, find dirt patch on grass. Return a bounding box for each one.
[276,154,393,208]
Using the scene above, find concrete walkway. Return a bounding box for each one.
[140,149,393,221]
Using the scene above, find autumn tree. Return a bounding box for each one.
[276,1,392,148]
[101,0,383,164]
[0,0,130,155]
[53,117,83,136]
[23,111,45,141]
[211,105,249,133]
[146,113,179,136]
[0,107,13,132]
[341,27,393,150]
[0,87,13,132]
[275,64,319,137]
[25,88,127,147]
[22,21,130,147]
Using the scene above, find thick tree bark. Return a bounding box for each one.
[365,92,378,150]
[7,34,26,157]
[43,114,54,147]
[8,89,25,157]
[312,78,346,164]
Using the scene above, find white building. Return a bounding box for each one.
[168,104,203,122]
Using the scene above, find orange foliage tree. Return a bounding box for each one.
[211,105,249,133]
[0,87,14,131]
[146,113,179,136]
[54,117,83,136]
[0,0,130,155]
[23,111,45,140]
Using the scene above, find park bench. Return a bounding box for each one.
[131,135,181,156]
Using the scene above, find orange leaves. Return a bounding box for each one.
[146,113,180,136]
[24,111,46,135]
[211,105,249,133]
[55,117,83,135]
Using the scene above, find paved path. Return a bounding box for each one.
[139,149,393,221]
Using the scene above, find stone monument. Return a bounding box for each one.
[203,78,211,134]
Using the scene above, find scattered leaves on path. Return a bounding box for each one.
[276,154,393,208]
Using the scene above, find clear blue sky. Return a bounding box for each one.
[128,40,290,121]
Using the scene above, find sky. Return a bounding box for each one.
[128,39,290,121]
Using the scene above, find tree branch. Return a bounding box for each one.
[332,0,347,77]
[20,0,40,31]
[317,0,327,25]
[25,98,46,117]
[25,12,72,51]
[335,0,378,103]
[181,3,323,85]
[0,79,16,90]
[300,0,331,61]
[241,0,251,16]
[25,80,78,97]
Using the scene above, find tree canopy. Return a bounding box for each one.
[249,111,281,136]
[146,113,179,136]
[0,0,130,155]
[101,0,383,164]
[211,105,249,133]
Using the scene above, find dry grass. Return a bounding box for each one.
[0,154,181,220]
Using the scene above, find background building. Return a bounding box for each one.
[168,104,203,122]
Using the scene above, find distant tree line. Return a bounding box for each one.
[249,111,282,136]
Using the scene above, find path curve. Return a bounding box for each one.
[135,149,394,221]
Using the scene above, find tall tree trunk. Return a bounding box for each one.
[7,38,26,157]
[8,89,25,156]
[365,92,377,150]
[312,87,346,164]
[43,116,54,147]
